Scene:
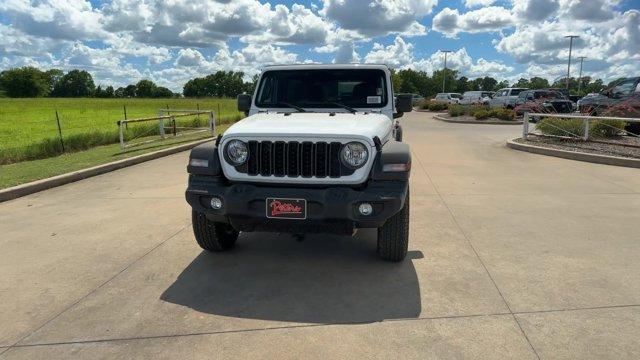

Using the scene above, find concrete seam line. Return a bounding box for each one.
[0,138,213,203]
[6,224,190,351]
[9,313,521,349]
[506,139,640,169]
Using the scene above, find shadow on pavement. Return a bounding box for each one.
[161,229,423,324]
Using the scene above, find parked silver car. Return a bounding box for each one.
[459,91,494,105]
[434,92,462,104]
[488,88,527,109]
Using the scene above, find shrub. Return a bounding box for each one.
[417,100,430,109]
[468,105,486,117]
[590,119,627,138]
[427,102,448,111]
[490,108,515,121]
[536,118,585,137]
[474,110,491,120]
[537,117,626,139]
[448,104,465,117]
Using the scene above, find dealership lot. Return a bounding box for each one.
[1,111,639,359]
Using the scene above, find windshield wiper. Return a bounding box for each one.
[274,102,307,113]
[327,101,357,114]
[299,101,357,114]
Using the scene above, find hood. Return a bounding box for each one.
[223,112,392,145]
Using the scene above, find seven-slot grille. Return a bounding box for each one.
[241,140,354,178]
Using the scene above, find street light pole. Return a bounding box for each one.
[564,35,579,91]
[441,50,452,93]
[577,56,586,95]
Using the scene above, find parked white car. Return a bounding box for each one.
[433,93,462,104]
[459,91,494,105]
[488,88,527,109]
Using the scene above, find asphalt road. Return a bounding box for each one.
[1,112,639,359]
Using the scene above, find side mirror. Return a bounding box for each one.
[395,93,413,113]
[237,94,252,112]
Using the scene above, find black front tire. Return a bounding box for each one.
[192,210,239,252]
[377,188,410,262]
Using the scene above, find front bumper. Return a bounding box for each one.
[185,175,408,234]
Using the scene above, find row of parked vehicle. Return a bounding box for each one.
[413,76,639,133]
[419,76,639,118]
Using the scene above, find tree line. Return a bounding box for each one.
[0,67,256,99]
[0,65,620,99]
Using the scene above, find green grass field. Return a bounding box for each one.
[0,98,242,164]
[0,124,230,189]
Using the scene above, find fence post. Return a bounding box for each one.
[197,103,200,121]
[209,111,216,136]
[523,112,529,139]
[172,117,176,136]
[55,110,65,152]
[158,110,165,139]
[118,120,125,150]
[583,118,589,141]
[123,105,128,129]
[217,103,221,126]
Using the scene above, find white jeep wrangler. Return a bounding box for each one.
[185,64,413,261]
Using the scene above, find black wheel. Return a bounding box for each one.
[192,210,238,252]
[377,188,410,262]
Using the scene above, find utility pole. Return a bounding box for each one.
[440,50,452,93]
[564,35,579,91]
[577,56,586,95]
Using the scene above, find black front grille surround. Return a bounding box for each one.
[232,140,358,178]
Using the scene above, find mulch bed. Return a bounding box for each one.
[515,135,640,159]
[436,114,521,124]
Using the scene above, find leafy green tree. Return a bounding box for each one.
[182,71,251,97]
[529,77,549,89]
[52,70,95,97]
[0,67,51,97]
[480,77,498,91]
[135,79,158,97]
[495,80,509,90]
[456,76,469,93]
[114,87,125,98]
[514,78,530,88]
[431,68,458,94]
[43,69,64,94]
[104,85,115,98]
[124,84,137,98]
[153,86,174,98]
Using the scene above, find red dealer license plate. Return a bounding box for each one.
[266,198,306,220]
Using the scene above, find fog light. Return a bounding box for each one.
[210,197,223,209]
[358,203,373,216]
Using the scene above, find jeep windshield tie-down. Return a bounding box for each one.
[185,64,413,261]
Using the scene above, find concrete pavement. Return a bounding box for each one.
[1,112,638,359]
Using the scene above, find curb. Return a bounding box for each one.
[506,139,640,169]
[413,108,447,113]
[434,114,522,125]
[0,138,213,203]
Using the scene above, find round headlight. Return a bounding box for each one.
[225,140,248,165]
[340,142,369,169]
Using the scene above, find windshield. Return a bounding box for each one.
[450,94,461,98]
[255,69,388,108]
[510,89,524,96]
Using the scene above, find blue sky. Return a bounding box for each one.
[1,0,638,91]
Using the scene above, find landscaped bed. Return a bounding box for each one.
[514,135,640,159]
[434,114,521,124]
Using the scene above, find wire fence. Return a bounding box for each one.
[117,110,216,150]
[1,102,243,165]
[523,112,640,148]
